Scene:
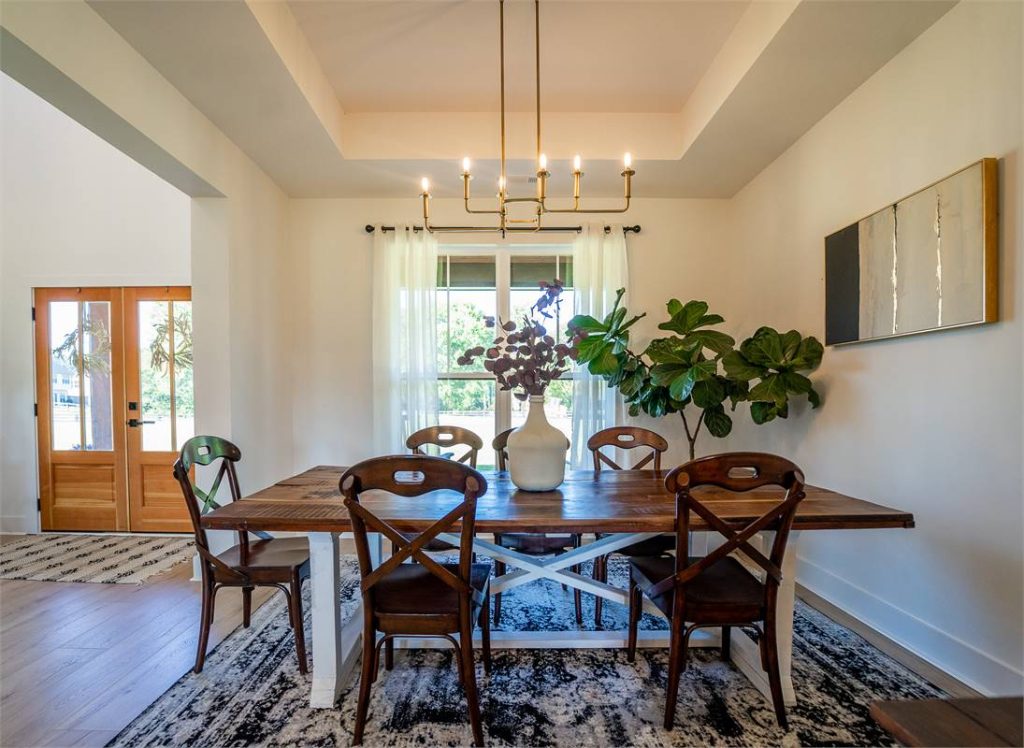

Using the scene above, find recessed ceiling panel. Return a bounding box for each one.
[288,0,750,113]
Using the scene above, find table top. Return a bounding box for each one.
[870,696,1023,747]
[201,466,915,534]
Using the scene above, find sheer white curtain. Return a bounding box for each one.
[372,226,439,455]
[570,224,629,468]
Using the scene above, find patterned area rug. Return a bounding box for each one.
[110,556,942,747]
[0,533,194,584]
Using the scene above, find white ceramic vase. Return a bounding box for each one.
[506,395,568,491]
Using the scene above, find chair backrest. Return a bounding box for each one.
[587,426,668,471]
[492,428,514,471]
[407,426,484,467]
[655,452,807,609]
[340,455,488,606]
[173,435,244,555]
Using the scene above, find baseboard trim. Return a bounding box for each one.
[796,557,1023,696]
[796,583,981,698]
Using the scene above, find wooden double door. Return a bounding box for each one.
[34,287,193,532]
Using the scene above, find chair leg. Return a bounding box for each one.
[242,586,254,628]
[194,578,216,674]
[289,574,308,674]
[352,625,376,746]
[384,637,394,671]
[626,579,640,663]
[460,616,485,747]
[721,626,731,660]
[763,613,789,730]
[493,560,505,625]
[480,593,492,675]
[571,563,583,625]
[594,555,605,628]
[663,620,685,731]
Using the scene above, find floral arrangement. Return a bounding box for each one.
[458,280,578,400]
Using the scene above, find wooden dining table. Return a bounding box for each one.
[203,466,915,709]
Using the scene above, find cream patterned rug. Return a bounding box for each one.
[110,556,943,746]
[0,533,194,584]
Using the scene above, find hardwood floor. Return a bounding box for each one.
[0,542,276,748]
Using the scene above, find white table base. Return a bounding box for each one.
[306,530,800,709]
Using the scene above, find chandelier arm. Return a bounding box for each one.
[542,198,632,214]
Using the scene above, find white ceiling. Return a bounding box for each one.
[287,0,749,113]
[87,0,957,198]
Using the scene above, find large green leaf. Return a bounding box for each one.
[691,377,725,409]
[790,336,824,371]
[589,348,624,376]
[576,335,610,364]
[657,300,724,335]
[750,401,778,424]
[667,359,717,401]
[703,404,732,437]
[650,362,689,387]
[567,314,607,334]
[686,329,735,356]
[748,373,789,406]
[645,338,695,366]
[780,371,812,395]
[740,326,785,368]
[721,350,766,381]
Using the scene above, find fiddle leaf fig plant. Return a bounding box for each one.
[569,291,825,459]
[569,293,745,460]
[722,327,824,424]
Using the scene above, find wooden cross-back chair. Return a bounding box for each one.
[398,426,485,555]
[340,455,491,747]
[173,435,310,674]
[587,426,674,627]
[407,425,484,466]
[490,429,583,625]
[626,452,807,730]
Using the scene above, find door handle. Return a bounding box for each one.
[127,419,156,427]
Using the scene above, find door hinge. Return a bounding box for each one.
[31,306,36,322]
[37,498,41,512]
[33,403,38,417]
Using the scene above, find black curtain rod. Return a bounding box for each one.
[365,224,641,235]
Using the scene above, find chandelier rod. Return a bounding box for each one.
[535,0,541,166]
[499,0,507,214]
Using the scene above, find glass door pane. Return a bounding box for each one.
[48,300,113,451]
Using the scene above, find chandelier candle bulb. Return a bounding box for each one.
[420,177,430,195]
[538,153,548,170]
[462,157,471,175]
[624,152,632,169]
[573,154,582,173]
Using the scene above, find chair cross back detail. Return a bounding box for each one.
[651,452,806,599]
[407,426,484,467]
[588,426,668,471]
[340,456,487,600]
[175,435,272,543]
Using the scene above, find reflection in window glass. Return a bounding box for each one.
[49,302,81,451]
[172,302,194,448]
[140,301,173,451]
[439,379,497,468]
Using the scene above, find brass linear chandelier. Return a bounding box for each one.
[419,0,635,234]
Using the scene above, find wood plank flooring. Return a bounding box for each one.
[0,539,276,748]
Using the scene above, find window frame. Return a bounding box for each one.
[437,243,574,441]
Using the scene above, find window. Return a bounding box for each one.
[436,247,574,467]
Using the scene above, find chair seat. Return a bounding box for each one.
[494,533,578,554]
[598,532,675,557]
[373,562,490,633]
[630,555,765,621]
[216,532,311,573]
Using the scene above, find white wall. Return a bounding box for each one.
[724,1,1023,694]
[286,197,733,472]
[0,73,190,532]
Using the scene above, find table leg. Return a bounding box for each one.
[729,530,799,707]
[308,531,362,708]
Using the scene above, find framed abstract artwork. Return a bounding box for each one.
[825,158,998,346]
